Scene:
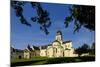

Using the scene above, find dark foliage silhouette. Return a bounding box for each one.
[11,1,95,34]
[11,1,51,35]
[64,5,95,33]
[75,44,90,56]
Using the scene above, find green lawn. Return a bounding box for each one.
[11,56,95,67]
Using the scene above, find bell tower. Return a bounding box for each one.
[55,30,63,43]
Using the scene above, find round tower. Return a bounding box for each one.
[55,30,63,44]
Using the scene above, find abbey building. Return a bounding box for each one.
[39,31,77,57]
[11,31,78,59]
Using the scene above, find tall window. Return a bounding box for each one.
[56,48,57,53]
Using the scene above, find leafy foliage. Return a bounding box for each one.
[75,44,90,56]
[11,1,95,34]
[11,1,31,26]
[64,5,95,33]
[11,1,51,35]
[89,42,95,55]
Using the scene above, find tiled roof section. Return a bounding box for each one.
[33,45,40,50]
[15,49,24,52]
[41,45,48,49]
[27,46,33,51]
[11,47,23,52]
[63,40,72,44]
[40,44,51,49]
[53,40,61,44]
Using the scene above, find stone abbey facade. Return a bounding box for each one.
[39,31,77,57]
[23,31,77,59]
[11,31,78,59]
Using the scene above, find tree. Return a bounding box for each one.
[11,1,95,35]
[64,5,95,33]
[89,42,95,55]
[91,42,95,50]
[75,44,90,56]
[75,47,82,56]
[11,1,51,35]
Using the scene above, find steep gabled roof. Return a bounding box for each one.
[26,45,34,51]
[24,49,30,52]
[41,45,48,49]
[63,40,72,44]
[33,45,40,50]
[11,47,24,52]
[14,49,24,52]
[53,40,61,44]
[40,44,52,49]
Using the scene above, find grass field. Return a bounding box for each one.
[11,56,95,67]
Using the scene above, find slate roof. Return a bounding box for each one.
[40,43,52,49]
[53,40,61,44]
[41,45,48,49]
[63,40,72,44]
[27,46,33,51]
[33,45,40,50]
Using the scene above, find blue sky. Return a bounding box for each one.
[11,2,95,49]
